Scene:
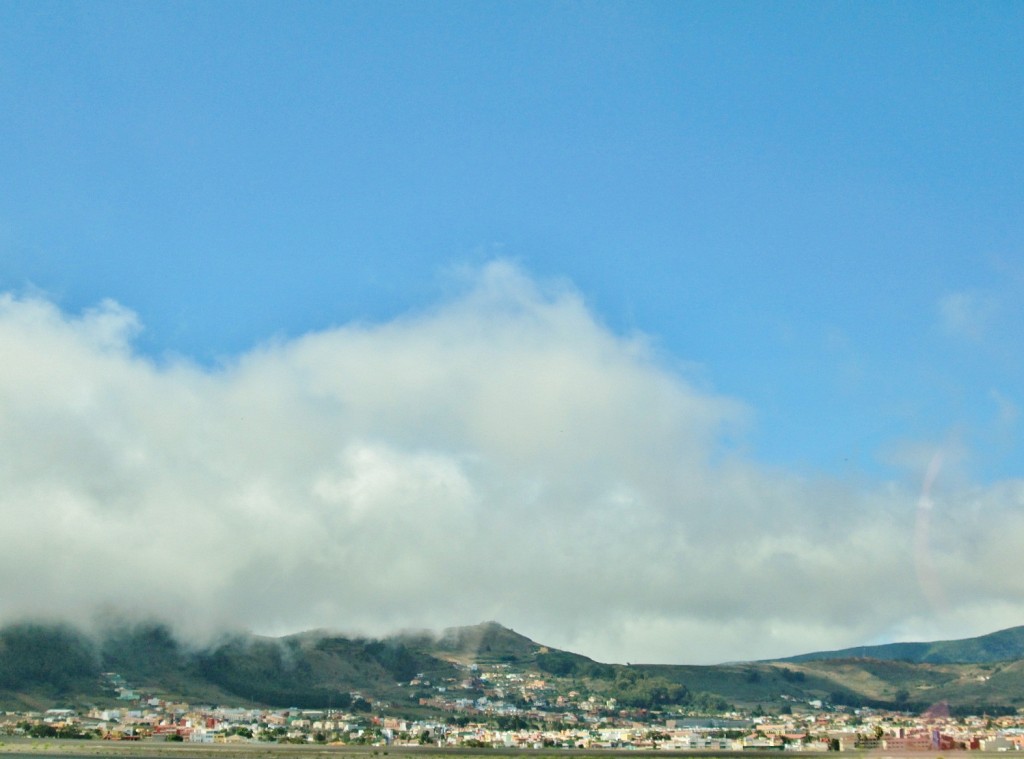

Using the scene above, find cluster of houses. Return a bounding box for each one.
[5,702,1024,751]
[3,666,1024,751]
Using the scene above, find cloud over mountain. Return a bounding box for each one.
[1,263,1021,664]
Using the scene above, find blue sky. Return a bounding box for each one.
[1,2,1022,663]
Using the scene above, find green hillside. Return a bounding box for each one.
[0,618,1022,716]
[0,620,464,711]
[398,620,540,664]
[0,623,99,705]
[776,625,1024,665]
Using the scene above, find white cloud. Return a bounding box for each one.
[939,290,998,340]
[1,263,1022,663]
[990,389,1019,432]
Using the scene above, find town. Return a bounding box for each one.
[4,662,1024,752]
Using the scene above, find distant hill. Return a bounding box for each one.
[0,619,465,711]
[774,625,1024,665]
[0,618,1022,716]
[396,620,540,664]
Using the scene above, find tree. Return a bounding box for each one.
[29,724,58,738]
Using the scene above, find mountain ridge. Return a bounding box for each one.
[1,618,1022,716]
[772,625,1024,665]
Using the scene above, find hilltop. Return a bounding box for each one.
[773,625,1024,665]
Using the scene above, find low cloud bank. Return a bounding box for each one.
[2,262,1021,663]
